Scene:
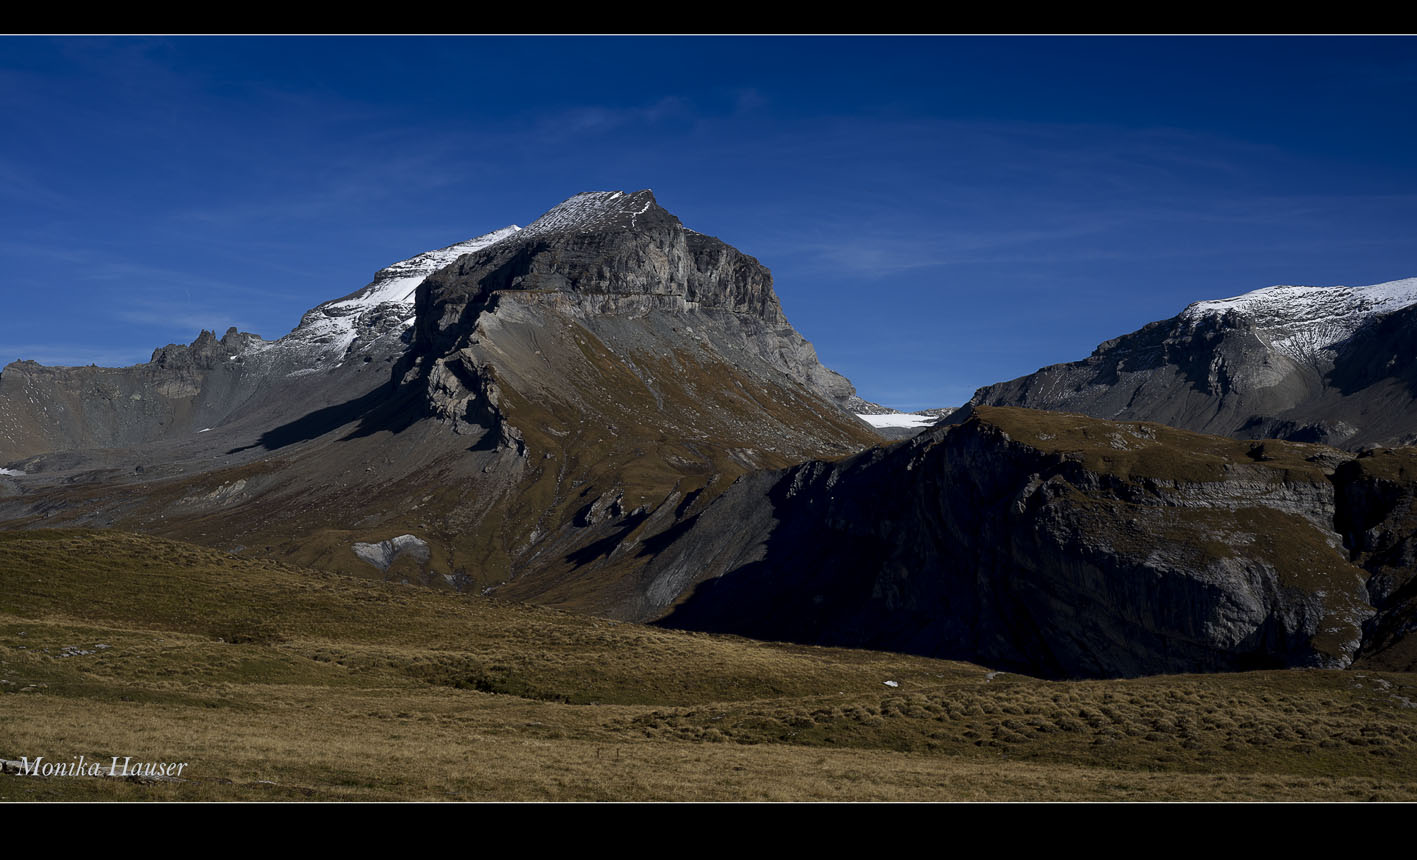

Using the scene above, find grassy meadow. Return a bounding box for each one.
[3,529,1417,801]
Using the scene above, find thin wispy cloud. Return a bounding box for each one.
[114,303,252,336]
[546,96,691,135]
[0,159,74,210]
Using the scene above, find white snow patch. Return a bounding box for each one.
[197,428,212,433]
[1182,277,1417,362]
[264,225,523,365]
[883,680,900,688]
[859,413,937,429]
[0,468,24,476]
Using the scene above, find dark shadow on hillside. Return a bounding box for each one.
[565,509,650,567]
[646,423,1325,682]
[645,461,1048,677]
[651,529,1041,676]
[634,514,700,558]
[227,380,428,454]
[1329,305,1417,398]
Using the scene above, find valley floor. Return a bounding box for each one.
[3,531,1417,802]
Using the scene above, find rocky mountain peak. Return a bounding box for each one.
[149,327,263,370]
[400,190,863,459]
[414,191,793,353]
[513,190,674,241]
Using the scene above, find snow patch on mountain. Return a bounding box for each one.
[1182,277,1417,362]
[858,413,937,429]
[253,226,522,362]
[244,192,662,369]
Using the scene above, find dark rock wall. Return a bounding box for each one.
[643,407,1405,678]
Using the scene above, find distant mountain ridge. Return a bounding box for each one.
[968,277,1417,449]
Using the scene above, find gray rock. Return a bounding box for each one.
[352,534,431,573]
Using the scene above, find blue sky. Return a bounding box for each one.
[2,36,1416,410]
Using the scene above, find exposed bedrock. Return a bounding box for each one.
[641,407,1417,678]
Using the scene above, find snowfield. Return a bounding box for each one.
[858,413,937,429]
[1182,277,1417,362]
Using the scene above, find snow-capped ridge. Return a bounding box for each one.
[211,190,672,371]
[1180,277,1417,361]
[242,190,673,367]
[368,227,523,290]
[258,225,523,362]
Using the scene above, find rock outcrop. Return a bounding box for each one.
[636,406,1417,678]
[352,534,431,574]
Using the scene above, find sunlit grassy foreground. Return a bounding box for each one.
[3,530,1417,801]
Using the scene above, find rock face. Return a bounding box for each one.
[409,191,857,417]
[635,406,1417,678]
[1333,449,1417,671]
[969,278,1417,449]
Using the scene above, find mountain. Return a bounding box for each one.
[968,278,1417,448]
[636,405,1417,678]
[8,194,1417,681]
[0,191,881,606]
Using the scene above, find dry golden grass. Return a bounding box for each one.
[8,687,1416,802]
[5,530,1417,801]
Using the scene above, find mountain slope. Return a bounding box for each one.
[0,191,880,608]
[968,278,1417,448]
